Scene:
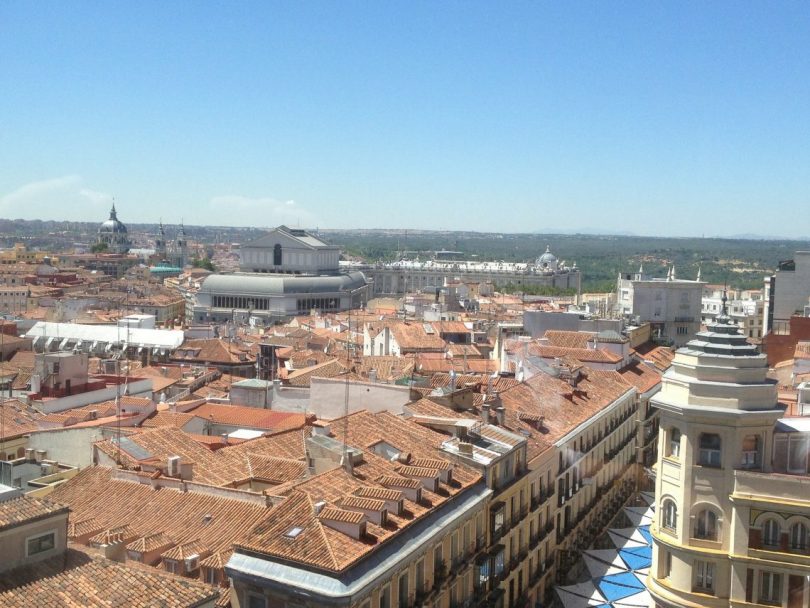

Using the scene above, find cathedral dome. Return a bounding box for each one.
[99,204,128,234]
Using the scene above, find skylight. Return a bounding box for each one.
[285,526,304,539]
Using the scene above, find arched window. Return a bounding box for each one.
[698,433,722,467]
[662,500,677,531]
[763,519,781,547]
[273,244,282,266]
[694,509,719,540]
[790,522,808,551]
[669,428,681,458]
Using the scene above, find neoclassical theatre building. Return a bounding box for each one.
[191,226,369,325]
[648,298,810,608]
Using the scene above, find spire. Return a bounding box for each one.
[159,219,165,236]
[666,267,672,281]
[696,266,701,282]
[109,199,118,220]
[670,265,676,281]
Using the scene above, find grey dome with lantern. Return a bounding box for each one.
[97,203,131,253]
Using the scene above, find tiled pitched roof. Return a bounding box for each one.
[246,454,308,484]
[161,538,210,561]
[285,358,345,387]
[184,402,306,432]
[0,495,67,531]
[50,467,274,559]
[319,506,365,524]
[141,411,199,429]
[0,547,219,607]
[389,322,446,351]
[127,531,174,553]
[542,330,594,349]
[616,361,662,394]
[632,342,676,372]
[235,410,481,573]
[0,399,42,440]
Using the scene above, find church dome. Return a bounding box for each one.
[99,204,128,234]
[536,245,558,269]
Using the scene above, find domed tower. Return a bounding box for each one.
[97,203,131,254]
[155,220,167,259]
[648,293,785,608]
[535,245,558,273]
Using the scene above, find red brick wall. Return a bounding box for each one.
[763,316,810,366]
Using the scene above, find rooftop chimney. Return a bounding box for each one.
[481,403,491,425]
[495,406,505,426]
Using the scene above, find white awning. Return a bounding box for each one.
[58,338,69,350]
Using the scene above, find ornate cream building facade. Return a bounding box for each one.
[648,298,810,608]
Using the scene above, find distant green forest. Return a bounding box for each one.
[325,231,810,292]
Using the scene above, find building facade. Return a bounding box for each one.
[764,251,810,335]
[647,302,810,608]
[191,227,369,325]
[617,267,704,347]
[354,245,581,296]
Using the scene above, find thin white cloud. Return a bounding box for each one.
[208,194,315,227]
[0,175,113,220]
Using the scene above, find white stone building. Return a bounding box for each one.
[617,266,704,347]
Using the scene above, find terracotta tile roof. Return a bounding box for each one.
[184,402,306,432]
[246,454,308,484]
[8,350,35,368]
[352,356,414,382]
[616,361,662,394]
[378,474,421,489]
[285,358,345,387]
[446,343,482,357]
[142,411,200,429]
[200,549,232,569]
[0,398,42,440]
[513,342,623,364]
[542,330,594,349]
[389,322,446,352]
[632,342,676,372]
[127,531,174,553]
[431,321,471,335]
[171,338,255,365]
[0,547,219,607]
[285,349,334,369]
[161,538,210,561]
[354,486,404,502]
[340,495,386,512]
[417,358,497,373]
[50,467,274,559]
[497,366,633,448]
[235,410,482,573]
[0,495,67,531]
[319,506,365,524]
[68,517,104,539]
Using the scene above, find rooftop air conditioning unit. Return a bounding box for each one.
[167,455,181,477]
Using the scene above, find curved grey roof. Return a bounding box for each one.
[200,271,367,296]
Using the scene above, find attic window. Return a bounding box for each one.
[284,527,303,539]
[423,323,435,334]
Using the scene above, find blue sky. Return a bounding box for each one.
[1,2,809,236]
